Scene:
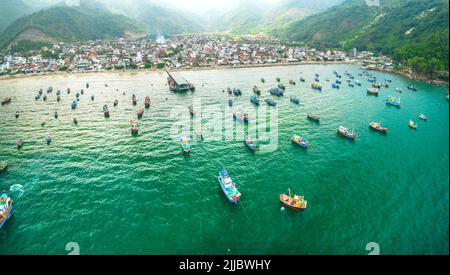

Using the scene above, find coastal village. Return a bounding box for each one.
[0,35,394,77]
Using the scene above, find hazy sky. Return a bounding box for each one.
[159,0,283,13]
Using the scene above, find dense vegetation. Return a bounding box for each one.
[0,5,145,49]
[0,0,32,32]
[279,0,449,79]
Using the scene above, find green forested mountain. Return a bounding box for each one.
[0,4,145,49]
[0,0,33,32]
[280,0,449,78]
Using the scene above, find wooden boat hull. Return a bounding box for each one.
[279,194,305,211]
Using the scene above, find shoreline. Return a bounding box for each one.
[1,60,448,87]
[0,61,360,81]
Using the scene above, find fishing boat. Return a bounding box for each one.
[250,96,260,106]
[407,84,417,91]
[0,161,7,172]
[253,86,261,95]
[244,136,257,151]
[228,99,233,107]
[290,97,300,105]
[76,93,80,99]
[395,88,403,93]
[299,77,306,82]
[265,98,277,107]
[137,108,144,119]
[332,83,340,89]
[91,95,94,101]
[233,88,242,96]
[130,120,139,135]
[261,78,265,83]
[103,105,110,118]
[233,110,250,123]
[367,88,379,96]
[56,90,61,96]
[73,117,78,124]
[269,87,284,96]
[314,77,320,82]
[311,82,322,91]
[369,121,388,133]
[17,139,24,149]
[291,134,309,148]
[217,169,241,204]
[276,77,281,82]
[289,80,296,85]
[54,111,58,119]
[1,97,12,105]
[41,121,46,127]
[71,100,77,109]
[132,94,137,105]
[307,113,320,122]
[349,75,355,80]
[180,136,191,154]
[419,113,428,121]
[114,99,119,107]
[144,96,151,108]
[385,96,401,107]
[46,135,52,145]
[355,80,362,86]
[408,120,418,129]
[15,111,19,119]
[0,193,13,229]
[280,189,307,211]
[337,126,356,140]
[278,83,286,90]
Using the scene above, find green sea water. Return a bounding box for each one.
[0,64,448,255]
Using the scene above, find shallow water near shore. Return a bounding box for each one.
[0,64,448,255]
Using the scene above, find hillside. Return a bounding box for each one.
[0,0,33,32]
[281,0,449,78]
[0,5,145,49]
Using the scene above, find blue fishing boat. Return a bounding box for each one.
[250,96,260,106]
[244,136,257,151]
[332,83,340,89]
[368,77,376,83]
[76,93,80,99]
[290,97,300,104]
[71,100,77,109]
[265,98,277,107]
[0,194,13,229]
[291,134,309,148]
[217,169,241,204]
[385,96,401,107]
[269,87,284,96]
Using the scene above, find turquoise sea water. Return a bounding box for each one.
[0,64,448,255]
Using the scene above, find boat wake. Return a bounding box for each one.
[10,184,24,198]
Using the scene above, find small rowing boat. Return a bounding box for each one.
[244,136,257,151]
[369,121,388,133]
[0,161,7,172]
[261,78,265,83]
[307,113,320,122]
[337,126,356,140]
[144,96,151,108]
[332,83,340,89]
[290,97,300,105]
[289,80,296,85]
[15,111,19,119]
[46,135,52,145]
[269,87,284,96]
[103,104,110,118]
[71,100,77,109]
[132,94,137,105]
[407,84,417,91]
[276,77,281,82]
[114,99,119,107]
[91,95,94,101]
[367,88,379,96]
[291,134,309,148]
[57,95,61,102]
[0,193,13,229]
[250,95,260,106]
[395,88,403,93]
[265,98,277,107]
[54,111,58,119]
[73,117,78,124]
[419,113,428,121]
[253,86,261,95]
[180,136,191,154]
[218,169,241,204]
[280,189,307,211]
[408,120,418,129]
[17,139,24,149]
[355,80,362,86]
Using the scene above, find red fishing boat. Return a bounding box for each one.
[279,189,307,211]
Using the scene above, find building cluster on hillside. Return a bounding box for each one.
[0,36,393,76]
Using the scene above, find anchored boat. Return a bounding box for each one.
[46,135,52,145]
[332,83,340,89]
[1,97,12,105]
[307,113,320,122]
[290,97,300,105]
[419,113,428,121]
[291,134,309,148]
[253,86,261,95]
[0,194,13,229]
[265,98,277,107]
[114,99,119,107]
[103,105,110,118]
[337,126,356,140]
[409,120,418,129]
[367,88,379,96]
[132,94,137,105]
[137,108,144,119]
[244,136,257,151]
[145,97,151,108]
[130,120,139,135]
[280,189,307,211]
[385,96,401,107]
[369,121,388,133]
[218,169,241,204]
[250,95,260,106]
[269,87,284,96]
[17,139,24,149]
[311,82,322,91]
[228,99,233,107]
